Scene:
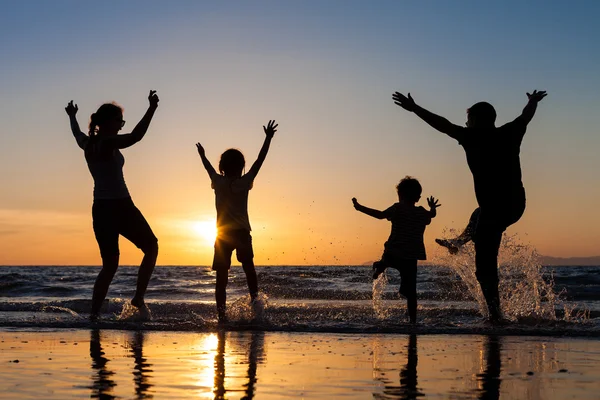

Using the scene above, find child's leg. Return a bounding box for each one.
[398,259,418,324]
[436,207,481,254]
[372,252,390,280]
[241,261,258,301]
[235,230,257,300]
[213,234,234,322]
[215,269,229,321]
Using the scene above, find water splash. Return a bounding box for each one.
[433,231,585,322]
[227,293,269,323]
[118,301,152,322]
[372,273,391,320]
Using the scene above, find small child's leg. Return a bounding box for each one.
[436,207,481,254]
[236,231,257,300]
[372,254,389,280]
[398,259,418,324]
[215,269,229,322]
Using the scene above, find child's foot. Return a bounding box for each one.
[435,238,460,255]
[372,262,386,280]
[131,297,145,309]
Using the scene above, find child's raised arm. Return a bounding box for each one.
[65,100,88,150]
[352,198,386,219]
[248,120,277,178]
[196,142,217,178]
[515,90,547,125]
[426,196,441,218]
[392,91,464,141]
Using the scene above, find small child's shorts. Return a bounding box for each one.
[212,229,254,270]
[375,252,417,298]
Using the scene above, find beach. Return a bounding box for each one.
[1,329,600,399]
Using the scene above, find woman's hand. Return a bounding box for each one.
[65,100,78,117]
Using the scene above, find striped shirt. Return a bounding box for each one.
[383,203,432,260]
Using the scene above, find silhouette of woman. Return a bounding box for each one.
[66,91,160,319]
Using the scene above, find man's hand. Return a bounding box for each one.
[65,100,78,117]
[352,197,360,210]
[392,92,417,112]
[148,90,159,108]
[195,142,205,157]
[263,120,278,138]
[427,196,441,210]
[526,90,547,103]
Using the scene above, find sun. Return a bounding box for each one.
[192,220,218,244]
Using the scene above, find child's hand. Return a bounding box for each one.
[263,120,278,138]
[392,92,416,112]
[148,90,159,108]
[427,196,441,210]
[352,197,359,209]
[526,90,547,103]
[195,142,205,157]
[65,100,78,117]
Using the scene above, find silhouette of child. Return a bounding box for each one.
[392,89,547,323]
[352,176,440,323]
[196,120,278,323]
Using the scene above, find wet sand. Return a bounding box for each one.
[1,329,600,399]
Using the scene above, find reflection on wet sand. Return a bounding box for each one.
[89,329,117,400]
[213,331,265,400]
[129,331,153,399]
[477,335,501,400]
[374,334,423,399]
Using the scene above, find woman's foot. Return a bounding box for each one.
[435,238,460,255]
[131,297,145,308]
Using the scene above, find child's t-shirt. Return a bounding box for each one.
[383,203,432,260]
[210,170,257,232]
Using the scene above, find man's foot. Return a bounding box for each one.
[435,238,460,255]
[372,261,386,280]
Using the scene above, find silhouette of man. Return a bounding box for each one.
[392,90,547,322]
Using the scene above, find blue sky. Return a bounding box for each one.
[1,1,599,264]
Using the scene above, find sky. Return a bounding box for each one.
[1,1,599,265]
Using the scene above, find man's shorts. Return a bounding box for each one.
[212,229,254,271]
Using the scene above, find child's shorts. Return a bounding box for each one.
[212,229,254,271]
[376,252,417,298]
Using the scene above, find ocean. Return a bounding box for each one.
[1,262,599,335]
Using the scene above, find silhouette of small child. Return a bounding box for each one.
[352,176,440,323]
[196,120,278,323]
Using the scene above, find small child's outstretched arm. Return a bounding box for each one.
[352,198,386,219]
[426,196,441,218]
[516,90,547,125]
[392,92,464,140]
[196,142,217,178]
[248,120,278,177]
[65,100,88,150]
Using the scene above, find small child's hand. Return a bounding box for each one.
[352,197,359,209]
[263,120,278,138]
[195,142,205,157]
[65,100,78,117]
[427,196,441,210]
[526,90,547,103]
